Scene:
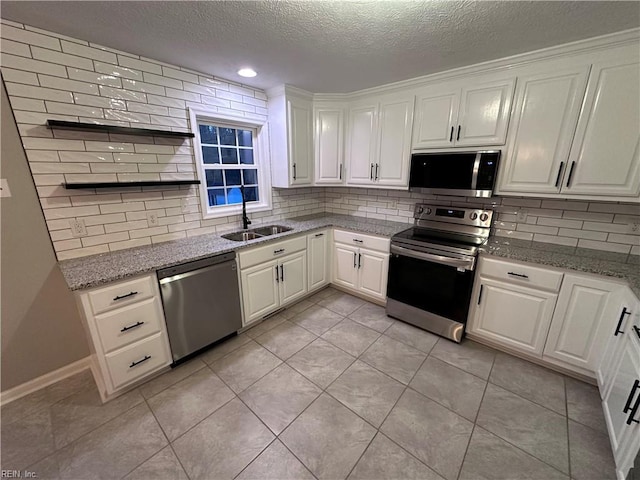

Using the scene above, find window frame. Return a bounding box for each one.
[189,107,272,219]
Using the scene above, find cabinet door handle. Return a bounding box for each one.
[339,164,343,180]
[555,162,565,188]
[623,379,640,425]
[358,253,362,269]
[280,265,284,282]
[129,355,151,368]
[478,285,484,305]
[507,272,529,279]
[315,233,324,237]
[113,291,138,301]
[293,163,297,180]
[375,164,379,181]
[353,252,357,268]
[449,126,454,142]
[275,265,279,283]
[370,163,374,180]
[120,321,144,333]
[615,307,630,336]
[353,238,363,243]
[456,125,461,141]
[566,161,576,187]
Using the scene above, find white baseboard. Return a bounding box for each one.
[0,356,91,407]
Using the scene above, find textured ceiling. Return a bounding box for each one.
[2,1,639,93]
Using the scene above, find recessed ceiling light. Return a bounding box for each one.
[237,68,257,78]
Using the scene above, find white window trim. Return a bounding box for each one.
[188,107,272,220]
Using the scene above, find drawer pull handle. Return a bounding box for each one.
[113,291,138,301]
[633,325,640,340]
[507,272,529,279]
[315,233,324,237]
[120,321,144,333]
[623,379,640,425]
[615,307,631,336]
[353,239,363,243]
[274,249,285,254]
[129,355,151,368]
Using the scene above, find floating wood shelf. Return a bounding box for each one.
[46,120,195,139]
[63,180,201,189]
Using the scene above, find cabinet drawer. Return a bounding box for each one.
[479,256,563,292]
[333,229,390,253]
[238,236,306,269]
[88,275,156,315]
[95,298,163,353]
[105,333,170,389]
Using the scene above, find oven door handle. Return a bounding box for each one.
[391,245,475,271]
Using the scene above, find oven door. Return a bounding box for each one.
[386,244,476,339]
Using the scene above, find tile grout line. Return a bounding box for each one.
[565,378,573,479]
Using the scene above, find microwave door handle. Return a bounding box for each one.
[391,245,475,271]
[471,152,481,190]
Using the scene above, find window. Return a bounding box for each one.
[189,108,271,219]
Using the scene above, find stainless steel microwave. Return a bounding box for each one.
[409,150,500,198]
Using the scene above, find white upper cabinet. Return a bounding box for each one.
[314,103,345,185]
[564,52,640,197]
[268,86,313,187]
[412,76,515,149]
[346,93,414,188]
[498,66,590,194]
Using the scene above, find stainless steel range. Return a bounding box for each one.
[386,204,493,343]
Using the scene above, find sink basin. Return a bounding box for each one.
[221,231,264,242]
[251,225,293,236]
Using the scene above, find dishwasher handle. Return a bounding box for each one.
[159,260,236,285]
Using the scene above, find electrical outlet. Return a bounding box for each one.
[516,209,528,222]
[147,212,159,227]
[629,222,640,234]
[69,218,87,237]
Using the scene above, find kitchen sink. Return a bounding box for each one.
[251,225,293,236]
[221,231,264,242]
[221,225,293,242]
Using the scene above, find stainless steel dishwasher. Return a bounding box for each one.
[158,251,242,364]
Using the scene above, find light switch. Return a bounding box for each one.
[0,179,11,198]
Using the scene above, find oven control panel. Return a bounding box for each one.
[414,204,493,227]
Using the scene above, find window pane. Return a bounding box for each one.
[205,170,223,187]
[221,148,238,164]
[202,146,220,164]
[237,130,253,147]
[226,187,242,205]
[207,188,226,206]
[219,127,236,146]
[244,186,259,202]
[199,125,218,144]
[243,169,258,185]
[225,169,242,186]
[239,149,254,165]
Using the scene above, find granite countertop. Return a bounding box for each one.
[482,237,640,297]
[59,213,410,291]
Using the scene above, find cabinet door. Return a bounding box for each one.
[376,96,414,187]
[314,107,344,185]
[598,289,638,396]
[332,243,358,289]
[543,274,622,373]
[564,56,640,196]
[357,248,389,300]
[288,96,313,185]
[469,277,558,356]
[499,67,589,194]
[240,260,280,325]
[346,104,378,185]
[307,231,329,291]
[455,77,515,147]
[602,333,640,479]
[412,88,459,149]
[279,251,308,306]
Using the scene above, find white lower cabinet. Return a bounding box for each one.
[307,230,329,291]
[76,273,172,402]
[469,277,558,356]
[332,230,389,301]
[543,274,625,375]
[240,259,281,323]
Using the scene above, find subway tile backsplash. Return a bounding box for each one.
[2,19,639,261]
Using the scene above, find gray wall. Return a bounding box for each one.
[1,78,89,392]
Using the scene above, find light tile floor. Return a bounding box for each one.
[1,287,616,480]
